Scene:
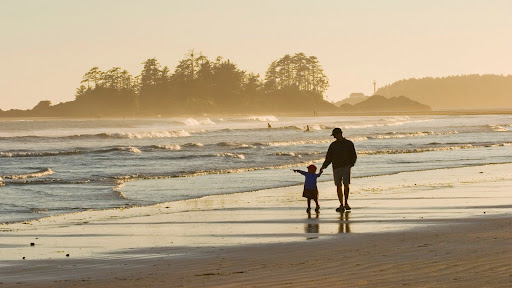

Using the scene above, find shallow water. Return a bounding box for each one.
[1,114,511,223]
[1,164,511,262]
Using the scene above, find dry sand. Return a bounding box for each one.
[1,163,512,287]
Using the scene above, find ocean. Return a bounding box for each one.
[1,114,511,224]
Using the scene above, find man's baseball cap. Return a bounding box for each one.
[331,127,342,136]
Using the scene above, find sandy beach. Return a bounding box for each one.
[1,163,512,287]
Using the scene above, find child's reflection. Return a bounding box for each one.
[304,212,320,233]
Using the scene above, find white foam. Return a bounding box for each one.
[381,116,411,122]
[181,118,216,126]
[259,139,331,146]
[153,144,182,151]
[0,150,81,157]
[107,130,190,139]
[275,152,302,158]
[358,144,490,155]
[348,136,369,142]
[341,118,431,129]
[488,124,508,132]
[218,142,256,149]
[3,168,54,180]
[248,115,279,122]
[215,152,245,160]
[369,131,458,139]
[183,142,204,147]
[117,147,141,153]
[308,125,326,131]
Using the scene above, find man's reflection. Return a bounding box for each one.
[304,212,320,233]
[338,211,351,233]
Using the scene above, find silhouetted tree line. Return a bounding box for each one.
[376,74,512,110]
[2,51,336,117]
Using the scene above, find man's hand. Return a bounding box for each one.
[319,168,324,174]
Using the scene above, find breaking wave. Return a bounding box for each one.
[253,137,367,146]
[151,144,182,151]
[247,115,279,122]
[217,142,257,149]
[0,130,192,141]
[115,146,142,153]
[0,150,82,158]
[275,151,322,158]
[487,124,508,132]
[368,131,458,139]
[182,142,204,147]
[341,118,431,129]
[255,139,332,146]
[179,118,216,126]
[113,159,324,183]
[359,142,512,155]
[2,168,54,180]
[215,152,245,159]
[98,130,191,139]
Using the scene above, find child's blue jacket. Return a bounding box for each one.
[297,171,320,189]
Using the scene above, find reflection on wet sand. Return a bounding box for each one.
[338,212,351,233]
[304,211,351,234]
[304,212,320,233]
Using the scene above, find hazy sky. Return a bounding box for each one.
[1,0,511,110]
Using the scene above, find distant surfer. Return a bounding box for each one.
[319,128,357,212]
[268,123,272,128]
[305,125,310,132]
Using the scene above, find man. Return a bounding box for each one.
[319,128,357,212]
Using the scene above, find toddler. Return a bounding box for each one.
[293,164,322,213]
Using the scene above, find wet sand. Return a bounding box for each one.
[1,163,512,287]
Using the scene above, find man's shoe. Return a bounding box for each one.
[344,205,351,211]
[335,206,345,212]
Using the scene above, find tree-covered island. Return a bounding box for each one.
[2,51,336,117]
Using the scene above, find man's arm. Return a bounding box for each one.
[320,144,333,173]
[350,141,357,166]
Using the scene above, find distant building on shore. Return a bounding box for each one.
[349,93,366,99]
[334,93,369,106]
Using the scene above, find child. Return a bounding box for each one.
[293,164,322,213]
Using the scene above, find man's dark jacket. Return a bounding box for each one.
[321,138,357,169]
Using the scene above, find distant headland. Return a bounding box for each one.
[376,74,512,110]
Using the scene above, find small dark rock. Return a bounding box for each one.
[66,254,70,257]
[30,243,35,246]
[23,257,25,260]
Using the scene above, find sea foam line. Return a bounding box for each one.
[2,168,54,180]
[113,158,325,183]
[359,142,512,155]
[0,130,192,141]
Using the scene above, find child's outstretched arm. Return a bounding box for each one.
[293,169,306,175]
